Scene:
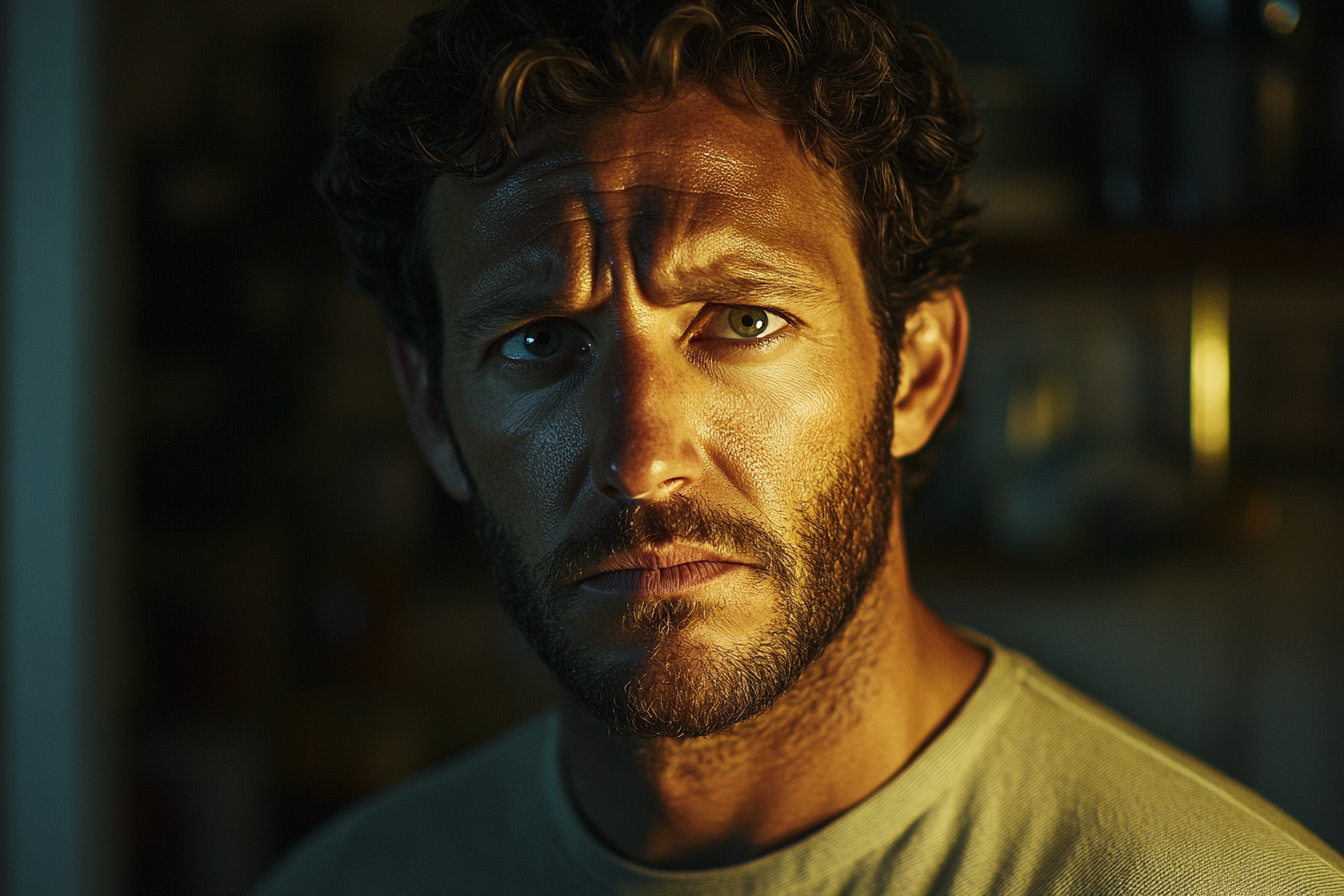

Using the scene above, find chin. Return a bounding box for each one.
[557,629,806,738]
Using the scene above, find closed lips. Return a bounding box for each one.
[581,559,747,595]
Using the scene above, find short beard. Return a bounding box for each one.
[473,411,897,739]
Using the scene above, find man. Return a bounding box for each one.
[259,1,1344,893]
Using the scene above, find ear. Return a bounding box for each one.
[387,335,472,503]
[890,286,968,459]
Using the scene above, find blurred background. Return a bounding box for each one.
[2,0,1341,892]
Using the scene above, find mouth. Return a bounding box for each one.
[576,546,753,597]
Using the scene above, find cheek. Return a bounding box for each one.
[453,383,591,538]
[704,345,875,518]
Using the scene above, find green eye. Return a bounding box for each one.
[712,306,787,341]
[728,307,769,337]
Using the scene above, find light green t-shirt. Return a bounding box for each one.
[257,632,1344,895]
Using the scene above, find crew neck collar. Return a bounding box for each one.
[537,629,1022,896]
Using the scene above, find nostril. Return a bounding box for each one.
[589,405,703,500]
[595,462,688,502]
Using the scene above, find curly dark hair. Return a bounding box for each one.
[319,0,976,490]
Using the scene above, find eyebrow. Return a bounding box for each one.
[450,291,562,354]
[676,264,839,310]
[447,260,841,355]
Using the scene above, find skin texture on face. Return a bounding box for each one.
[392,83,984,867]
[479,408,897,737]
[421,85,896,735]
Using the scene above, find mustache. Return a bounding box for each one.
[541,494,799,593]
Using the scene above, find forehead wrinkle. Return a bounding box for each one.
[458,185,750,309]
[500,138,772,199]
[474,185,746,252]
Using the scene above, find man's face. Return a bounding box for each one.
[426,86,899,737]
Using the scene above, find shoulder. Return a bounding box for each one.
[253,710,564,896]
[982,647,1344,892]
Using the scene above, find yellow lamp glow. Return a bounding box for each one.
[1190,266,1230,487]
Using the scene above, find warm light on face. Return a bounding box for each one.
[425,88,898,737]
[1190,266,1230,486]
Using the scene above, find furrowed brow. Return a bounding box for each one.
[678,266,839,309]
[448,263,839,353]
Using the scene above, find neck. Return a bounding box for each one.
[559,530,987,870]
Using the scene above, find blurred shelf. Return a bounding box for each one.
[975,229,1344,273]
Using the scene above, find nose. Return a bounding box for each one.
[590,348,704,502]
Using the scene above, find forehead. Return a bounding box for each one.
[425,86,858,319]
